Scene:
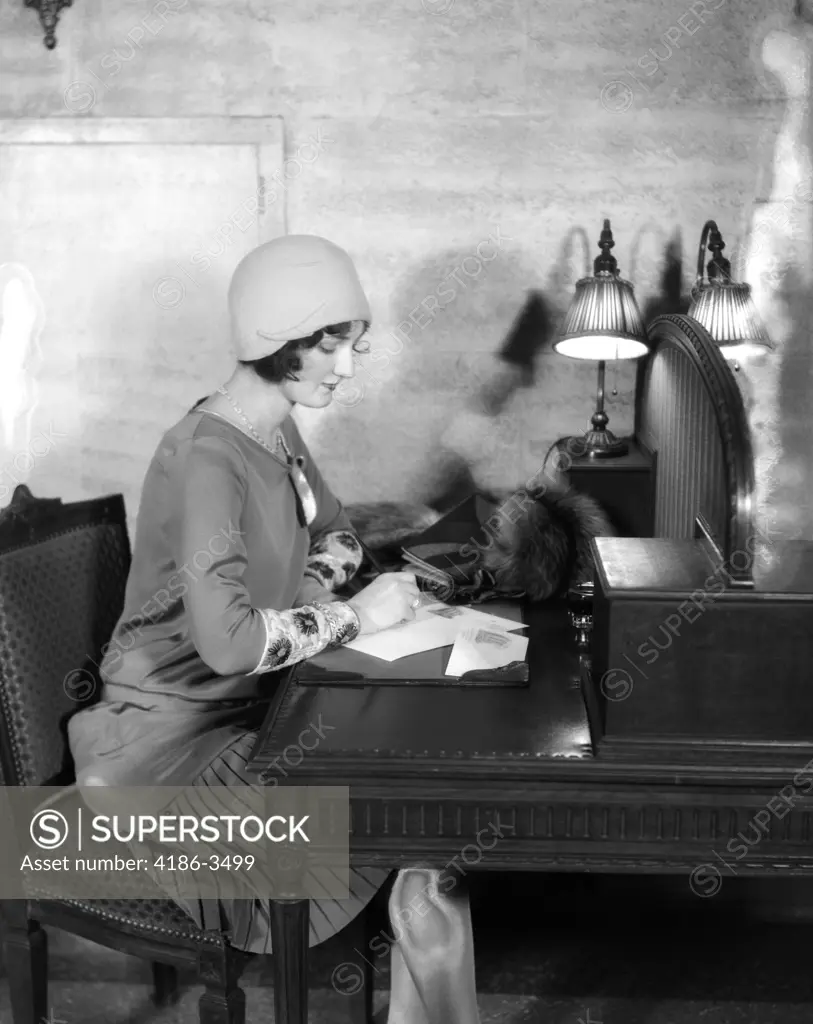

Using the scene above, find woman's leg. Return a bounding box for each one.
[387,868,480,1024]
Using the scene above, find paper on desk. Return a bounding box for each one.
[416,602,527,633]
[344,615,458,661]
[445,626,529,677]
[343,600,526,662]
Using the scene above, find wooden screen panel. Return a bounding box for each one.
[637,314,755,583]
[0,117,284,538]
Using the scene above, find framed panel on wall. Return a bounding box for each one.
[0,117,285,535]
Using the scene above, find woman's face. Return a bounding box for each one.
[281,329,368,409]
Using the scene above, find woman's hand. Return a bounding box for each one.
[345,571,421,635]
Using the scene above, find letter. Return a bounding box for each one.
[491,226,512,249]
[100,53,122,76]
[142,13,164,35]
[283,158,304,181]
[436,277,456,304]
[312,126,334,151]
[166,572,188,600]
[778,785,798,807]
[752,809,771,834]
[678,600,702,624]
[649,41,673,64]
[688,589,712,612]
[768,796,792,820]
[0,482,9,502]
[283,744,304,768]
[476,240,497,262]
[220,815,240,843]
[624,65,649,92]
[421,294,441,319]
[298,141,319,163]
[409,305,432,330]
[115,41,137,63]
[728,837,749,858]
[476,826,499,850]
[298,727,318,751]
[217,222,236,248]
[638,53,659,76]
[637,640,660,665]
[649,625,674,652]
[102,644,123,674]
[126,25,147,49]
[42,422,68,445]
[140,598,163,625]
[289,815,310,842]
[178,816,198,842]
[152,0,178,20]
[206,534,229,559]
[29,434,52,458]
[199,816,220,843]
[312,713,335,739]
[380,330,404,356]
[91,816,111,842]
[740,822,763,846]
[410,892,433,917]
[365,348,392,378]
[461,255,482,278]
[663,26,683,49]
[664,613,682,637]
[191,548,213,574]
[446,266,468,290]
[678,11,701,34]
[369,934,389,957]
[690,0,711,22]
[728,549,752,573]
[707,0,725,8]
[233,205,254,233]
[460,843,483,866]
[14,451,35,475]
[703,573,726,595]
[437,861,461,891]
[395,319,415,340]
[189,251,211,274]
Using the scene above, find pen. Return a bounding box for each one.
[355,534,386,576]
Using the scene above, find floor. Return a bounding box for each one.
[3,874,813,1023]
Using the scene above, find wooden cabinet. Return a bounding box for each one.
[564,438,655,538]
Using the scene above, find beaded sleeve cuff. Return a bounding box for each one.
[304,530,364,592]
[249,601,361,674]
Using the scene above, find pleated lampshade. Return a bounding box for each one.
[553,220,649,361]
[688,220,773,357]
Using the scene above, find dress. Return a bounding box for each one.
[67,404,389,952]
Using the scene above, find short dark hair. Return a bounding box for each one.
[240,320,370,384]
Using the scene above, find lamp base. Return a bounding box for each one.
[578,427,629,459]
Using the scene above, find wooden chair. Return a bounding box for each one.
[0,484,374,1024]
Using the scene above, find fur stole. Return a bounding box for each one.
[346,483,615,601]
[478,481,616,600]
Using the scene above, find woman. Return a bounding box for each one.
[68,235,480,1023]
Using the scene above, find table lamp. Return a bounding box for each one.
[553,219,649,458]
[688,219,773,359]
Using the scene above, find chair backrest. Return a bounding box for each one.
[636,313,755,585]
[0,485,131,787]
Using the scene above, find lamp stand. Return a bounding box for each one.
[579,360,628,458]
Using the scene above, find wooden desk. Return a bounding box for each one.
[248,601,813,1024]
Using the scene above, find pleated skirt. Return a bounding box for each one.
[127,725,390,954]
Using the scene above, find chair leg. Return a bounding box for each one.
[1,915,48,1024]
[339,904,378,1024]
[151,961,180,1006]
[198,946,249,1024]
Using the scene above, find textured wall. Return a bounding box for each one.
[0,0,793,508]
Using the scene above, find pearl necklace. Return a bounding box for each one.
[217,386,287,458]
[216,386,317,526]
